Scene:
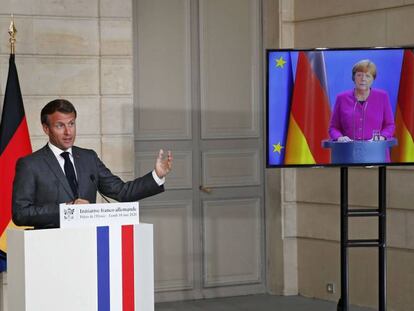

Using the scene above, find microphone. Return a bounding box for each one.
[90,174,110,203]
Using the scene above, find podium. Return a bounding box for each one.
[322,138,397,164]
[7,202,154,311]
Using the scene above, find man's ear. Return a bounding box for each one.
[42,123,49,135]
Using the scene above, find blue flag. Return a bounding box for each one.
[267,51,294,165]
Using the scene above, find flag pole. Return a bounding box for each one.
[8,14,17,55]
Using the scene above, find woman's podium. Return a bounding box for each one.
[7,202,154,311]
[322,138,397,164]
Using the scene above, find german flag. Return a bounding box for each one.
[0,54,32,271]
[391,49,414,162]
[284,51,331,164]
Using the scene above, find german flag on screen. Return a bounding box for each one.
[391,49,414,162]
[284,51,331,165]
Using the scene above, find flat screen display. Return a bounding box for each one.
[266,47,414,167]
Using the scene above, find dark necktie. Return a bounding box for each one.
[61,152,78,198]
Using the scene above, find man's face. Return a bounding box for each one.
[42,111,77,150]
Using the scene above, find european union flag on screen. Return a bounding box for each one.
[268,52,293,165]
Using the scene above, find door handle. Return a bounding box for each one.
[199,186,212,194]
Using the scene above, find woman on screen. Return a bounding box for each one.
[329,59,395,142]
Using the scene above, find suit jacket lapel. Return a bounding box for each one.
[41,145,74,198]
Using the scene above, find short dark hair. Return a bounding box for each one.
[41,99,77,125]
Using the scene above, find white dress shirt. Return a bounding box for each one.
[48,142,77,178]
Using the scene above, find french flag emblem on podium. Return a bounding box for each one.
[97,225,154,311]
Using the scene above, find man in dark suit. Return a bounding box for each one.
[12,99,173,228]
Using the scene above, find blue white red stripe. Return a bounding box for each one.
[96,225,136,311]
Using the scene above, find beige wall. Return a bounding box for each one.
[0,0,134,182]
[1,0,414,310]
[268,1,414,310]
[0,1,133,308]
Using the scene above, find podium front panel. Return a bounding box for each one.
[7,224,154,311]
[9,227,97,311]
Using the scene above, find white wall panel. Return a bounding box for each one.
[202,149,260,187]
[199,0,260,138]
[135,0,191,140]
[140,201,194,291]
[202,198,262,286]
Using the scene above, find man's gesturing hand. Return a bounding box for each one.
[155,149,173,179]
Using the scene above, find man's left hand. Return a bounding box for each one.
[155,149,173,178]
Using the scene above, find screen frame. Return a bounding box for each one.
[265,46,414,168]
